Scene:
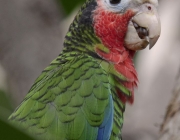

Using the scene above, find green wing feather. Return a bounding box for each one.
[9,53,111,140]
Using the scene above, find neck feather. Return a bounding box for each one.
[93,7,138,103]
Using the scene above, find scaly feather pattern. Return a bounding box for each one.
[9,0,138,139]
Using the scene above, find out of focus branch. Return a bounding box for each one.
[159,69,180,140]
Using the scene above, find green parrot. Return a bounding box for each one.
[9,0,161,139]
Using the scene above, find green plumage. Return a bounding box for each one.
[10,54,110,140]
[9,0,131,139]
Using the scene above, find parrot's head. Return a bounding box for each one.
[93,0,161,51]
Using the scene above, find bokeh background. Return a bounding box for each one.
[0,0,179,139]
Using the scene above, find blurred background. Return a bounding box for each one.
[0,0,179,139]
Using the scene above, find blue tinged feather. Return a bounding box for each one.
[97,95,113,140]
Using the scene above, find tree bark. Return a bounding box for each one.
[159,69,180,140]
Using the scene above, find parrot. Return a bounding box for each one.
[9,0,161,139]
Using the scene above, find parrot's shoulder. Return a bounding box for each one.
[9,53,113,140]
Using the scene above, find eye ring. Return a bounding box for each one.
[109,0,121,5]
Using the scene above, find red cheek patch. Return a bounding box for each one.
[93,8,138,104]
[93,9,134,52]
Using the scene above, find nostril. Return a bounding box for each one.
[147,6,151,10]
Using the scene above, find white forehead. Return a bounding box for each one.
[135,0,158,6]
[97,0,159,12]
[97,0,131,12]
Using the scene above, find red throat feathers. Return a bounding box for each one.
[93,6,138,104]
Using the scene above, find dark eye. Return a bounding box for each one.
[110,0,121,4]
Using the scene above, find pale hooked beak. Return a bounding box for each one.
[125,4,161,50]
